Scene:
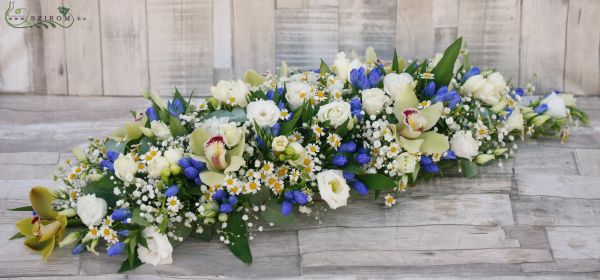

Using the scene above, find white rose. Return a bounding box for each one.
[150,121,171,140]
[220,123,243,148]
[76,194,107,227]
[333,52,351,81]
[246,100,281,128]
[285,82,312,110]
[271,135,289,152]
[201,117,230,136]
[383,73,416,103]
[147,156,170,178]
[317,101,351,128]
[487,72,508,94]
[210,79,250,107]
[164,148,183,165]
[287,142,305,157]
[559,93,576,107]
[450,131,480,160]
[393,152,417,174]
[361,88,389,115]
[505,109,524,132]
[462,74,486,94]
[113,154,138,181]
[473,82,501,106]
[541,92,567,118]
[316,170,350,210]
[137,227,173,266]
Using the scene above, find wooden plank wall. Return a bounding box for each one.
[0,0,598,96]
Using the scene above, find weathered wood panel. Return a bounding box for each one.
[0,152,59,165]
[99,0,149,96]
[514,196,600,226]
[520,0,568,93]
[39,0,68,95]
[522,259,600,273]
[212,0,233,82]
[546,226,600,259]
[432,0,458,53]
[63,0,103,96]
[576,148,600,176]
[514,146,579,175]
[339,0,397,59]
[147,0,212,96]
[564,0,600,96]
[396,0,435,60]
[457,0,521,82]
[517,173,600,198]
[275,7,339,70]
[0,0,30,93]
[405,174,512,196]
[233,0,276,77]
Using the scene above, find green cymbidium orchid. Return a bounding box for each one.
[15,187,68,262]
[112,113,149,142]
[392,89,449,154]
[190,127,246,186]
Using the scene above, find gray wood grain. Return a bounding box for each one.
[404,174,512,196]
[396,0,435,60]
[522,259,600,273]
[514,146,579,175]
[513,195,600,226]
[40,0,68,95]
[517,173,600,198]
[233,0,276,77]
[546,226,600,259]
[576,148,600,176]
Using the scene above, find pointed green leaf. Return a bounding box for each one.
[355,174,396,190]
[392,49,400,73]
[280,105,304,136]
[432,37,462,86]
[319,59,332,75]
[224,211,252,263]
[9,206,34,211]
[461,159,479,178]
[82,176,120,206]
[131,208,152,227]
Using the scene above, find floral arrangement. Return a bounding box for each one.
[9,38,588,272]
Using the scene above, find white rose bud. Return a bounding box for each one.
[393,152,418,174]
[462,74,486,94]
[285,82,312,110]
[163,148,183,165]
[271,135,289,152]
[246,100,281,128]
[473,82,501,106]
[541,92,567,118]
[150,121,171,140]
[220,123,243,148]
[450,131,479,160]
[505,109,524,132]
[76,194,107,227]
[147,156,170,178]
[333,52,351,81]
[559,93,576,107]
[383,73,416,103]
[475,154,495,165]
[113,154,138,181]
[361,88,389,115]
[210,79,250,107]
[316,101,351,128]
[316,170,350,210]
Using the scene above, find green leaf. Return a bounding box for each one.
[355,174,396,190]
[168,220,193,247]
[392,49,400,73]
[9,206,33,211]
[261,199,295,225]
[191,225,214,242]
[206,108,248,123]
[137,137,153,154]
[460,159,479,178]
[223,211,252,263]
[431,37,462,87]
[82,176,120,206]
[118,251,143,273]
[319,59,332,75]
[105,139,126,154]
[173,87,189,113]
[9,232,25,240]
[335,118,350,137]
[249,187,271,205]
[279,105,304,136]
[169,116,187,136]
[131,208,151,227]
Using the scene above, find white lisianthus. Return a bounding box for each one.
[76,194,107,227]
[113,154,138,181]
[246,100,281,128]
[220,123,243,148]
[333,52,351,81]
[210,79,250,107]
[559,93,576,107]
[137,227,173,266]
[164,148,183,165]
[361,88,389,115]
[285,82,312,110]
[287,142,306,157]
[317,101,351,128]
[541,92,568,118]
[486,72,508,94]
[201,117,230,136]
[393,152,418,174]
[150,121,171,140]
[271,135,289,152]
[462,74,486,94]
[450,131,479,160]
[505,109,524,132]
[147,156,170,178]
[473,82,501,106]
[316,170,350,210]
[383,73,416,102]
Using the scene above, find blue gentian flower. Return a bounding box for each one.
[107,242,126,257]
[272,123,280,136]
[191,159,206,171]
[165,185,179,197]
[228,195,238,205]
[292,190,308,205]
[534,104,548,114]
[350,98,362,111]
[220,203,233,213]
[256,135,266,149]
[277,100,286,110]
[355,153,371,165]
[194,177,203,186]
[146,107,159,121]
[111,208,130,222]
[462,67,480,82]
[284,191,293,200]
[278,87,285,95]
[281,200,293,216]
[423,81,436,98]
[117,230,130,237]
[352,109,363,122]
[332,155,349,167]
[420,156,439,173]
[350,180,368,196]
[515,88,524,96]
[72,244,85,255]
[184,167,199,180]
[433,87,461,109]
[350,67,370,90]
[367,67,382,87]
[178,158,192,168]
[212,189,225,201]
[343,171,355,182]
[266,90,275,100]
[442,150,457,160]
[167,99,184,117]
[339,141,357,153]
[106,151,120,162]
[100,160,114,171]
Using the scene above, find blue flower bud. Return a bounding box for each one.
[72,243,85,255]
[146,107,159,122]
[350,97,362,111]
[350,180,369,196]
[284,191,293,200]
[367,67,382,88]
[184,167,199,180]
[534,104,548,114]
[332,155,349,167]
[272,123,280,136]
[292,190,308,205]
[178,158,192,168]
[339,141,357,153]
[165,185,179,197]
[107,242,126,257]
[106,150,120,162]
[462,66,480,82]
[352,109,363,122]
[281,200,293,216]
[423,81,436,97]
[228,195,238,205]
[277,87,285,95]
[219,203,233,213]
[118,230,130,237]
[343,171,356,182]
[420,156,439,173]
[355,153,371,165]
[256,135,266,149]
[168,99,184,117]
[191,159,206,171]
[515,88,524,96]
[358,147,367,154]
[111,208,130,222]
[266,90,275,100]
[194,177,203,186]
[100,160,114,171]
[442,150,457,160]
[212,189,225,201]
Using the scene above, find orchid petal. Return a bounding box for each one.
[30,187,57,220]
[200,171,226,187]
[399,136,424,153]
[224,156,244,173]
[417,131,450,154]
[393,89,419,122]
[190,127,210,156]
[244,69,266,86]
[421,102,443,131]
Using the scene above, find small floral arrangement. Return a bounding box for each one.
[9,38,588,272]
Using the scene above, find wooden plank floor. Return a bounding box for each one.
[1,94,600,279]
